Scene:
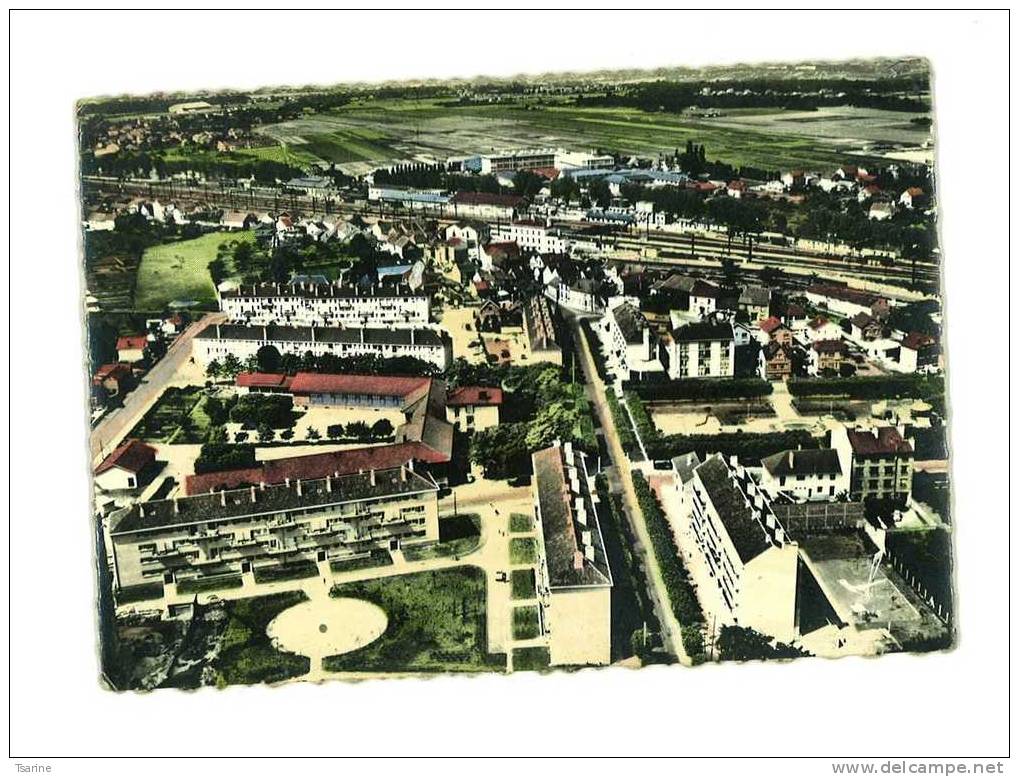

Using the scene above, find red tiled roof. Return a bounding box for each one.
[447,386,504,407]
[847,427,913,456]
[758,316,784,334]
[236,372,293,390]
[529,167,560,180]
[287,372,430,398]
[184,441,439,495]
[94,362,132,382]
[901,332,936,351]
[812,339,847,354]
[117,335,147,351]
[95,439,157,476]
[785,303,807,319]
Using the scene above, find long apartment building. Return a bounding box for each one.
[193,323,453,371]
[108,465,440,594]
[680,453,799,643]
[220,282,430,327]
[531,441,613,667]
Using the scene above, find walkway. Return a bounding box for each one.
[568,314,691,665]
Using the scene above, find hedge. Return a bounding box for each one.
[788,374,944,401]
[605,387,637,451]
[630,471,706,662]
[645,429,822,465]
[624,377,773,402]
[624,391,660,442]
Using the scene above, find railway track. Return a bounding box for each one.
[83,177,940,294]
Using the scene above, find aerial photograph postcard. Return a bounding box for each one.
[79,56,953,691]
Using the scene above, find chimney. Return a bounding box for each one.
[220,490,227,507]
[215,323,221,338]
[326,475,332,493]
[250,486,256,502]
[259,481,266,491]
[138,504,145,518]
[285,477,291,488]
[410,329,415,345]
[573,550,585,570]
[172,499,179,515]
[296,479,303,496]
[788,451,794,468]
[370,469,376,487]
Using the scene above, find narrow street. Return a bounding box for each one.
[568,314,691,665]
[90,312,226,465]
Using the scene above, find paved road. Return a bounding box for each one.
[90,312,226,465]
[568,314,691,665]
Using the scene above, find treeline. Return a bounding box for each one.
[373,162,506,194]
[788,374,944,401]
[623,377,773,402]
[631,471,707,662]
[81,148,308,183]
[576,76,930,113]
[645,430,821,465]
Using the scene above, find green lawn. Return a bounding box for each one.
[402,514,481,562]
[512,605,541,640]
[253,560,319,584]
[509,513,533,533]
[214,591,311,686]
[135,231,252,312]
[324,567,499,673]
[509,537,538,566]
[176,575,243,595]
[510,569,535,600]
[329,548,393,574]
[299,128,399,164]
[512,646,550,672]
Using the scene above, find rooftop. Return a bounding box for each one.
[762,448,842,478]
[532,444,612,589]
[673,320,733,343]
[694,455,772,564]
[115,465,436,535]
[95,439,157,476]
[847,427,914,457]
[197,324,450,349]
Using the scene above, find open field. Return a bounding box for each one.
[135,231,247,311]
[260,98,928,172]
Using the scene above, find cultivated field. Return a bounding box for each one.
[258,97,932,173]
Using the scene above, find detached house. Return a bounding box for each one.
[759,341,794,381]
[116,335,148,364]
[94,439,158,492]
[849,312,883,341]
[808,339,849,376]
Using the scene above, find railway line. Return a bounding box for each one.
[82,176,940,296]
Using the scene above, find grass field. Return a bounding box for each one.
[128,385,214,444]
[509,513,532,534]
[509,537,537,566]
[510,569,535,600]
[135,231,250,311]
[512,605,541,640]
[401,514,481,562]
[323,566,497,673]
[257,97,927,172]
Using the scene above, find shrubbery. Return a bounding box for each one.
[605,387,637,451]
[631,471,706,662]
[788,374,944,400]
[624,377,773,401]
[194,442,256,475]
[645,429,821,465]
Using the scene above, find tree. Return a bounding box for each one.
[306,426,321,441]
[205,359,222,380]
[371,418,394,438]
[221,353,243,379]
[256,344,282,374]
[525,402,580,451]
[470,423,530,479]
[347,420,370,440]
[257,423,275,443]
[232,240,255,275]
[716,625,808,661]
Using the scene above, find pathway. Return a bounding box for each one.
[569,314,691,665]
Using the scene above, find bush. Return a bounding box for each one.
[631,471,706,661]
[511,569,535,600]
[512,646,550,671]
[193,442,256,475]
[624,391,659,441]
[229,393,295,429]
[624,377,773,401]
